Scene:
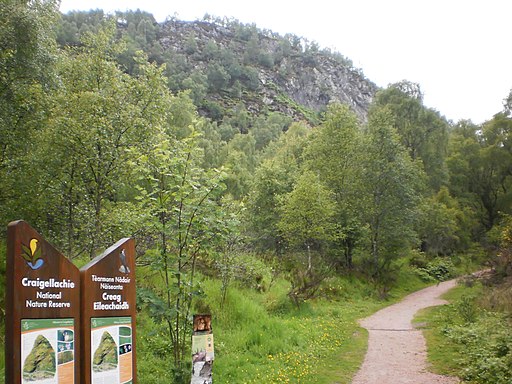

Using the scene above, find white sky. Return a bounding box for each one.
[60,0,512,124]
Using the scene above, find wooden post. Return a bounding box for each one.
[80,238,137,384]
[191,314,214,384]
[5,220,81,384]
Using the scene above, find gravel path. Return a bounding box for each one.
[351,280,460,384]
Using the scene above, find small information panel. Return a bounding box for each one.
[90,317,133,384]
[80,238,136,384]
[6,220,81,384]
[21,318,75,384]
[191,314,214,384]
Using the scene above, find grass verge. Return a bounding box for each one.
[414,278,512,384]
[414,281,482,376]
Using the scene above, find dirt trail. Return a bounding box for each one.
[351,280,460,384]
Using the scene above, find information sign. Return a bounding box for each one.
[6,221,81,384]
[80,238,136,384]
[191,314,214,384]
[90,317,133,384]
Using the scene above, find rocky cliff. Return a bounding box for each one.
[158,19,378,123]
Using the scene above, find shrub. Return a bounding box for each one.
[455,295,478,323]
[415,257,455,282]
[409,250,429,269]
[443,312,512,384]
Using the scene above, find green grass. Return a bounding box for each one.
[208,280,381,383]
[208,268,431,383]
[134,258,432,383]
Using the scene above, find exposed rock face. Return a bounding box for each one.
[159,19,378,123]
[23,335,56,381]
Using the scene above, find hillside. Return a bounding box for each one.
[159,18,378,122]
[58,11,378,124]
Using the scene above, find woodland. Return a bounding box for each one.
[1,2,511,383]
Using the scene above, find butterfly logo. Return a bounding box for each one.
[21,238,44,270]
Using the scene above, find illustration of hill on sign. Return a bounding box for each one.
[23,335,56,381]
[93,332,118,372]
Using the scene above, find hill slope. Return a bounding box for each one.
[159,18,378,122]
[59,11,379,123]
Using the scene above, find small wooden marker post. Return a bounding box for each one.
[191,314,214,384]
[5,220,81,384]
[80,238,137,384]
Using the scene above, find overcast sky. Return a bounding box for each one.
[59,0,512,124]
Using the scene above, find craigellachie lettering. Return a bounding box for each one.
[21,277,76,290]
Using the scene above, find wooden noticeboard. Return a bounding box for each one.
[5,220,81,384]
[80,238,137,384]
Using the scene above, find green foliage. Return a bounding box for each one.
[417,187,475,255]
[56,9,105,45]
[418,196,458,255]
[278,171,336,251]
[189,261,430,383]
[136,312,175,383]
[374,81,450,190]
[56,11,360,126]
[277,171,337,305]
[136,287,171,324]
[414,282,480,377]
[443,310,512,384]
[193,275,343,382]
[361,107,424,276]
[223,133,256,199]
[0,0,59,227]
[245,122,309,251]
[304,104,364,269]
[447,117,512,232]
[282,251,332,308]
[207,63,231,91]
[455,294,479,323]
[481,216,512,313]
[217,251,267,298]
[414,257,456,282]
[5,6,512,383]
[250,112,292,151]
[131,124,230,380]
[43,25,170,257]
[492,215,512,280]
